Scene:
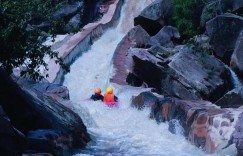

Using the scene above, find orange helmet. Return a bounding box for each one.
[95,88,101,94]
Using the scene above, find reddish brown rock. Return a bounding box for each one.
[148,97,243,153]
[111,25,150,85]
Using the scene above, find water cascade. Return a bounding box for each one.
[63,0,236,155]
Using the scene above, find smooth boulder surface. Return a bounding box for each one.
[129,46,232,102]
[149,97,243,153]
[215,87,243,108]
[206,13,243,64]
[111,25,151,85]
[33,82,70,100]
[134,0,173,35]
[0,71,91,150]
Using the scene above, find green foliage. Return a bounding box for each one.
[200,1,217,27]
[0,0,68,81]
[172,0,206,42]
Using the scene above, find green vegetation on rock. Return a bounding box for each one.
[173,0,207,42]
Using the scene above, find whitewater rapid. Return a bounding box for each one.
[63,0,236,155]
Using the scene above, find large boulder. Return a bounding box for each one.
[131,91,161,109]
[215,87,243,108]
[0,71,91,150]
[217,0,243,14]
[134,0,173,35]
[111,25,150,85]
[206,13,243,64]
[150,26,180,48]
[201,0,243,27]
[33,82,70,100]
[36,0,106,33]
[0,106,27,155]
[129,46,232,102]
[149,97,243,154]
[26,129,72,155]
[231,31,243,79]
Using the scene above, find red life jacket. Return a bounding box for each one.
[103,93,115,103]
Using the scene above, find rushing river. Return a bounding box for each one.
[63,0,237,155]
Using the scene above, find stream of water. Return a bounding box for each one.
[63,0,237,155]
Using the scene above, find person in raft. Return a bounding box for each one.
[103,87,118,105]
[90,88,104,101]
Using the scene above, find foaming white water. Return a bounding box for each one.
[63,0,236,155]
[64,0,154,102]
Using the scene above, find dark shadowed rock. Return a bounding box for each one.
[65,14,81,32]
[201,0,243,27]
[150,26,180,48]
[217,0,243,14]
[131,91,161,109]
[0,71,90,150]
[26,129,71,155]
[33,82,70,100]
[231,31,243,79]
[129,46,232,102]
[0,106,27,155]
[149,97,243,153]
[206,13,243,64]
[215,87,243,108]
[134,0,173,35]
[53,3,82,20]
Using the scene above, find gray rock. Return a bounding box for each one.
[131,91,160,109]
[53,3,82,20]
[215,87,243,108]
[65,14,81,32]
[129,46,232,102]
[134,0,173,35]
[111,25,150,85]
[33,82,70,100]
[0,71,90,149]
[206,13,243,64]
[150,26,180,48]
[27,129,71,155]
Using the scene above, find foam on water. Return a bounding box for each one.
[63,0,237,155]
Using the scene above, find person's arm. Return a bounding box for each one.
[100,95,104,101]
[90,94,94,100]
[114,96,118,102]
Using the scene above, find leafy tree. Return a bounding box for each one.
[0,0,68,80]
[173,0,206,42]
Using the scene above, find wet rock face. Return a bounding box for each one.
[111,25,150,85]
[232,112,243,156]
[33,82,70,100]
[0,71,90,150]
[231,31,243,79]
[131,91,161,109]
[0,106,27,155]
[215,87,243,108]
[216,0,243,14]
[26,129,72,155]
[206,13,243,64]
[134,0,173,35]
[149,97,242,153]
[129,45,232,102]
